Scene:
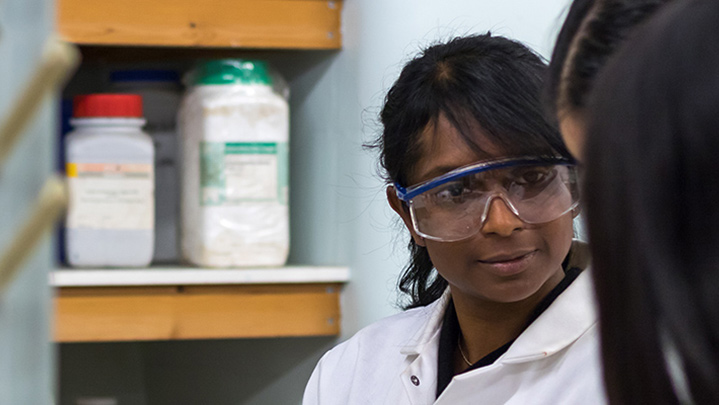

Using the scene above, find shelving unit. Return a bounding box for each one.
[53,0,347,344]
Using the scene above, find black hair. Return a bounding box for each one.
[584,0,719,402]
[370,33,571,309]
[545,0,595,122]
[545,0,671,120]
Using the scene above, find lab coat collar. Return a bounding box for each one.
[399,289,451,357]
[501,241,596,363]
[500,269,597,363]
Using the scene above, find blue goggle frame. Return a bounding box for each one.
[394,156,577,202]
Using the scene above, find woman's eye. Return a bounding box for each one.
[515,168,552,185]
[435,182,469,200]
[522,171,546,183]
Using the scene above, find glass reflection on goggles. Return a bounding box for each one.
[394,157,580,242]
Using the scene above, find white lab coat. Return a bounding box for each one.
[303,269,607,404]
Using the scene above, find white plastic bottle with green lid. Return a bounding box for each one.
[179,59,290,267]
[65,94,155,267]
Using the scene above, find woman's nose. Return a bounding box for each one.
[480,196,524,237]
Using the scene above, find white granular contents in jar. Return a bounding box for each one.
[179,84,289,267]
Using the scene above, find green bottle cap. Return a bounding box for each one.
[191,59,272,86]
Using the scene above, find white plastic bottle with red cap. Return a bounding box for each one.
[64,94,155,268]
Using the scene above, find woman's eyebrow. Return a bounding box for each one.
[415,165,461,184]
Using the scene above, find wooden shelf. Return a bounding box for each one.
[53,267,348,343]
[57,0,343,49]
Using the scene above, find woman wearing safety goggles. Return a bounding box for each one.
[394,156,580,243]
[305,34,605,405]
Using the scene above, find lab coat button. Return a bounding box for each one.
[410,375,420,386]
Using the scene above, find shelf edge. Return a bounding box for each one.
[51,266,350,287]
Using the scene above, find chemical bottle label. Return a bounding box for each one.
[65,163,155,230]
[200,141,288,206]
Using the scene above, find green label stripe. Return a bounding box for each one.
[225,142,277,154]
[200,142,226,189]
[200,141,287,206]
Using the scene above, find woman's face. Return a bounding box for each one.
[390,115,574,305]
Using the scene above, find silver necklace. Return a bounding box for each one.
[457,335,473,366]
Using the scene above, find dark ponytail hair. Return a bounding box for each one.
[546,0,671,120]
[585,0,719,402]
[370,33,570,309]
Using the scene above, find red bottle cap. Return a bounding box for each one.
[73,94,143,118]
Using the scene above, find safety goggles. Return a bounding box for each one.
[394,156,580,242]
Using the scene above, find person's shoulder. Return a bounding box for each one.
[335,302,436,355]
[362,303,436,335]
[315,299,442,372]
[303,300,444,404]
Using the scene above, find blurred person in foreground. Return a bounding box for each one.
[583,0,719,403]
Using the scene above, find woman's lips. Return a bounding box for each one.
[477,250,537,276]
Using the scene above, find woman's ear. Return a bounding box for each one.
[387,186,426,247]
